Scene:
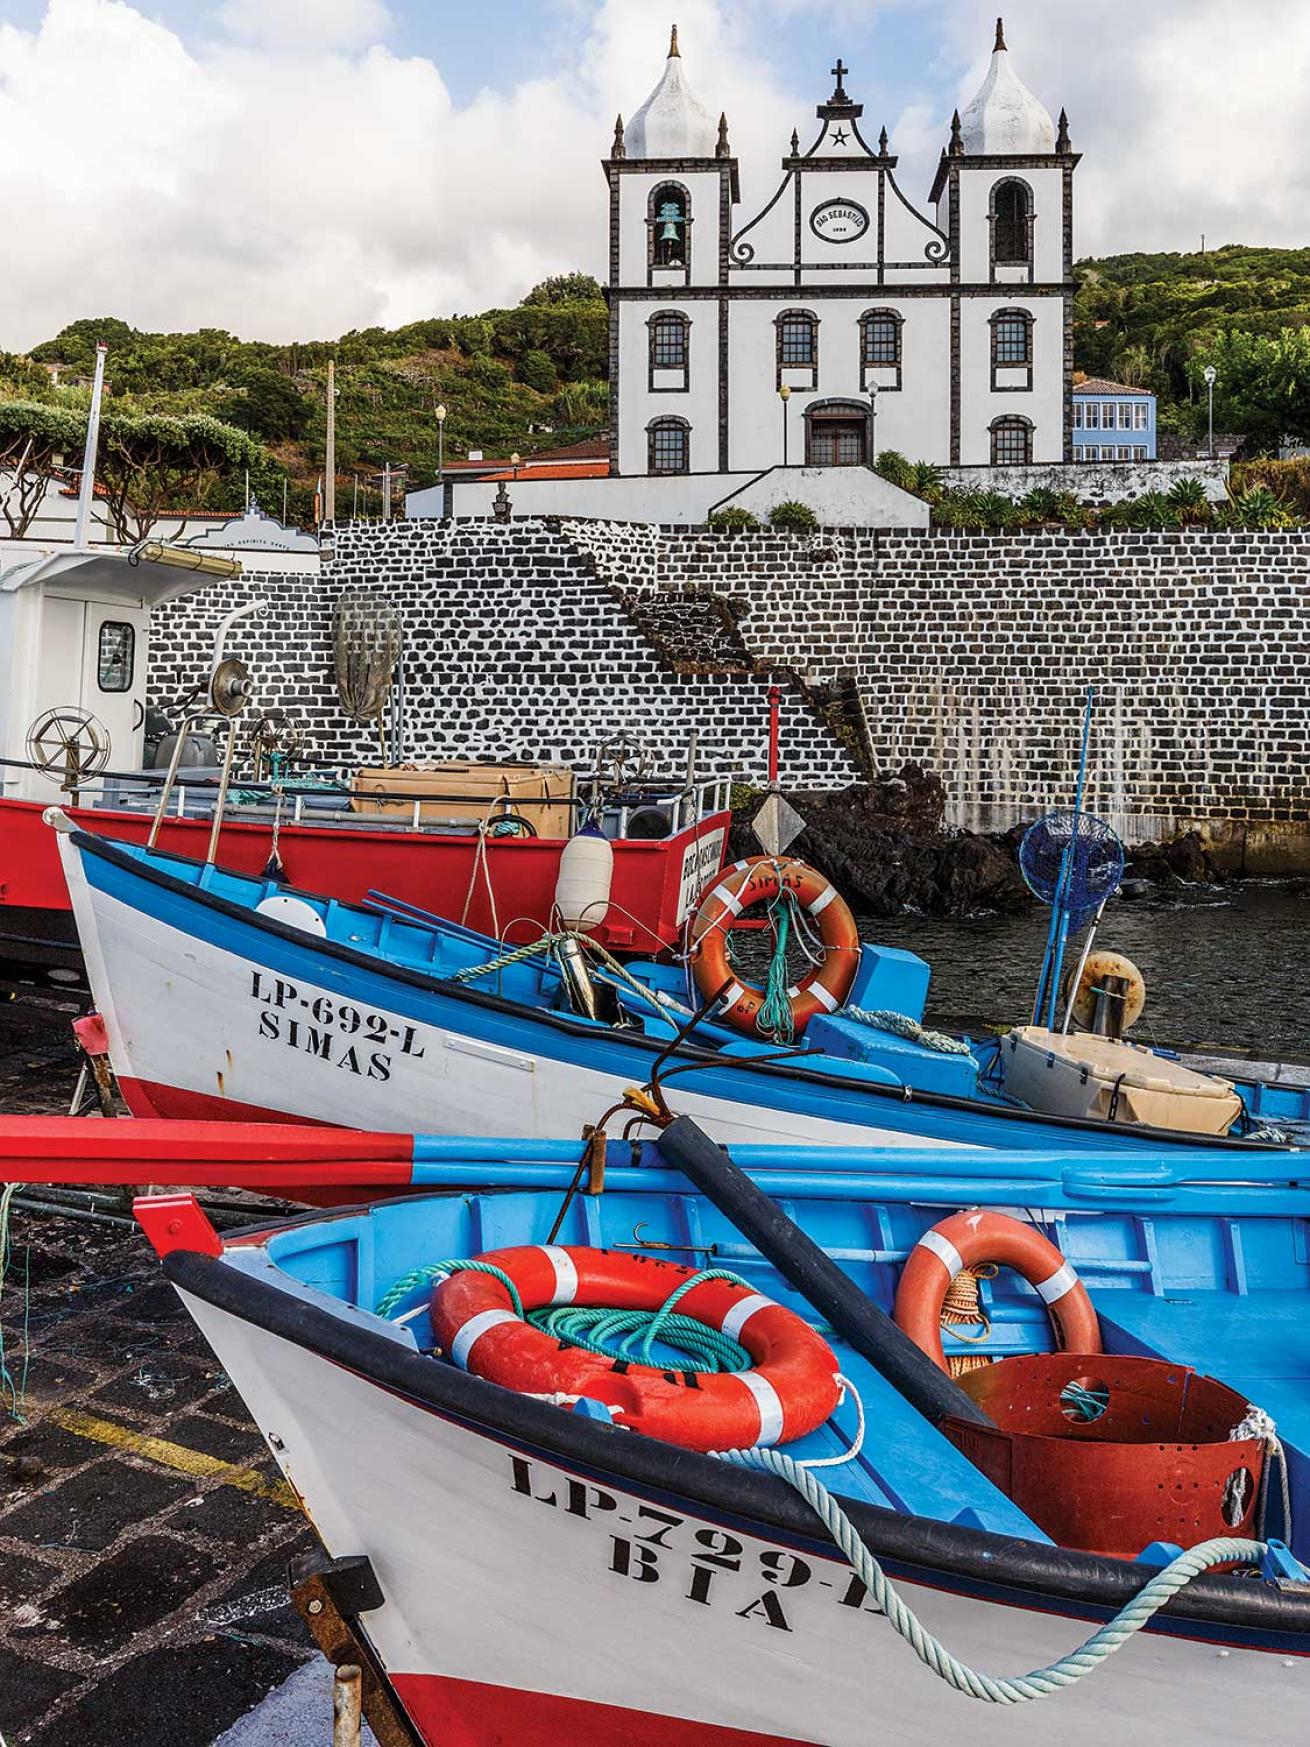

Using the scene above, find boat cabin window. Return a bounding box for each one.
[97,621,135,692]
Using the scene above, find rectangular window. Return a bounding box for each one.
[1102,403,1115,427]
[1134,404,1149,430]
[1118,403,1133,429]
[993,315,1031,365]
[990,421,1031,466]
[97,621,134,693]
[862,316,899,366]
[809,418,866,466]
[1133,445,1148,460]
[650,318,687,369]
[648,422,689,475]
[779,317,816,366]
[1073,403,1084,428]
[1085,402,1100,429]
[1073,446,1085,461]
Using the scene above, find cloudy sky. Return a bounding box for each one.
[0,0,1301,349]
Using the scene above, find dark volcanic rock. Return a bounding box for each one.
[734,770,1031,918]
[1125,828,1222,888]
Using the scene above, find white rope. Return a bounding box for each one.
[847,1006,973,1057]
[717,1444,1265,1705]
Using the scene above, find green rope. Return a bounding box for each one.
[377,1261,758,1376]
[757,888,799,1044]
[449,933,571,984]
[722,1445,1266,1704]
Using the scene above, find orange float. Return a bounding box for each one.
[689,856,860,1040]
[893,1210,1101,1373]
[430,1245,841,1453]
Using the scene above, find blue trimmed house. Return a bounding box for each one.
[1072,378,1156,461]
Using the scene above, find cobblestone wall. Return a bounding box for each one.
[148,518,1310,845]
[147,519,860,788]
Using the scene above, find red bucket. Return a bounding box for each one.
[942,1353,1265,1559]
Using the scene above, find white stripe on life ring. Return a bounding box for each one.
[916,1228,965,1280]
[808,882,837,915]
[720,982,747,1012]
[807,981,841,1013]
[736,1369,786,1446]
[451,1308,520,1369]
[720,1292,773,1343]
[1035,1260,1079,1304]
[539,1245,579,1305]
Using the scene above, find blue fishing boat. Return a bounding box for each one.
[140,1116,1310,1746]
[53,817,1310,1153]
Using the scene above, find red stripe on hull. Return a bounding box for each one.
[391,1671,816,1747]
[117,1075,326,1125]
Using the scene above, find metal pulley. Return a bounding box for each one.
[209,656,253,718]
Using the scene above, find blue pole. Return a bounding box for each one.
[1043,687,1096,1028]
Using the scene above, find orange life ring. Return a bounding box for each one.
[430,1245,841,1453]
[893,1211,1102,1374]
[689,856,860,1040]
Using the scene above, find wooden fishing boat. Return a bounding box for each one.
[138,1117,1310,1746]
[52,820,1310,1151]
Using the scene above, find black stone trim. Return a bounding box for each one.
[947,164,960,289]
[929,149,1081,204]
[989,412,1035,466]
[607,164,621,475]
[1062,162,1076,462]
[718,296,730,471]
[803,397,873,465]
[775,308,819,390]
[646,179,693,287]
[609,282,1070,302]
[990,307,1035,391]
[646,309,690,393]
[949,293,961,464]
[858,307,904,392]
[646,413,692,476]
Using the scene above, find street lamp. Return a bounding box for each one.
[1203,365,1217,461]
[435,402,447,478]
[868,382,880,469]
[510,451,521,478]
[778,384,791,466]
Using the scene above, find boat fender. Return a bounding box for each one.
[689,855,860,1040]
[894,1211,1101,1374]
[554,826,614,934]
[431,1245,841,1453]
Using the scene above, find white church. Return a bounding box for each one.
[413,21,1080,523]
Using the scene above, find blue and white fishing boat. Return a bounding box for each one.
[139,1116,1310,1746]
[53,817,1310,1153]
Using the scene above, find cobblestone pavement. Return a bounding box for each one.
[0,986,320,1745]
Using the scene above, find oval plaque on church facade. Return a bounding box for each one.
[810,199,869,243]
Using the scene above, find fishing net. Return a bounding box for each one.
[1018,810,1125,934]
[333,591,403,723]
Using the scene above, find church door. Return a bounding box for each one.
[806,411,867,466]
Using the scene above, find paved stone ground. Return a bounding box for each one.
[0,986,323,1746]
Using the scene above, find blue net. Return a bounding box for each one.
[1018,810,1125,934]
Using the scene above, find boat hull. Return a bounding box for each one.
[174,1271,1309,1747]
[0,793,727,968]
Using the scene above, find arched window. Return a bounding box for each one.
[859,308,903,390]
[991,308,1033,367]
[648,311,690,389]
[805,399,870,467]
[990,415,1032,467]
[776,310,819,388]
[648,416,690,475]
[648,183,691,272]
[991,179,1033,267]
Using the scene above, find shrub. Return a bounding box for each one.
[518,349,557,393]
[706,506,761,531]
[1166,475,1213,524]
[909,459,944,501]
[1231,457,1310,519]
[768,500,819,532]
[1224,484,1297,529]
[872,449,915,490]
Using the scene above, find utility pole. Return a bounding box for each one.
[324,360,336,526]
[382,459,391,522]
[73,342,108,551]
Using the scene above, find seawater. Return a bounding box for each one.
[860,883,1310,1060]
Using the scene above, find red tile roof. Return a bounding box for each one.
[1073,378,1153,397]
[480,461,610,482]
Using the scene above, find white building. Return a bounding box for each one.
[608,20,1077,477]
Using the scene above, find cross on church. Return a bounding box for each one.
[830,58,850,99]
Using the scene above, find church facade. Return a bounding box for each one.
[606,23,1078,479]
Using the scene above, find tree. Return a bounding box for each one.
[1193,328,1310,450]
[518,349,557,393]
[0,398,84,537]
[521,272,603,307]
[217,368,311,441]
[95,409,274,542]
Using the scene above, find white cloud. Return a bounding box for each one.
[216,0,392,52]
[0,0,1304,352]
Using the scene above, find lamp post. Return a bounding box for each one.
[435,402,447,478]
[868,382,880,470]
[1203,365,1217,461]
[778,384,791,466]
[510,452,521,479]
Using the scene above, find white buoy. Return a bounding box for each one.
[555,827,614,933]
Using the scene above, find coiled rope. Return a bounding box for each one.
[846,1007,974,1057]
[758,888,800,1044]
[720,1444,1265,1705]
[378,1262,756,1372]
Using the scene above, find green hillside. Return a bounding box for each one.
[7,247,1310,525]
